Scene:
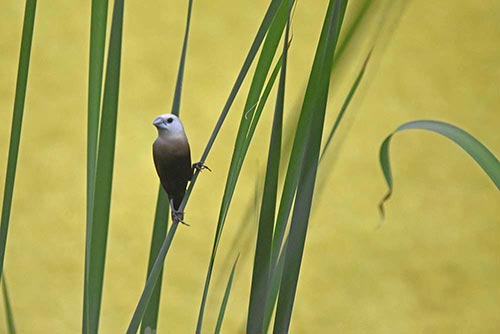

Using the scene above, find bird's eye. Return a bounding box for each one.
[166,117,173,124]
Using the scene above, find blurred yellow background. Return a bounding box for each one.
[1,0,500,333]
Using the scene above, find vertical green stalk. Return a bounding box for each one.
[83,1,108,332]
[140,1,194,332]
[0,0,37,280]
[83,0,125,333]
[273,1,345,332]
[196,2,293,332]
[86,0,109,229]
[247,18,289,334]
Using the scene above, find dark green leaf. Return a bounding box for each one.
[140,188,169,334]
[83,0,108,331]
[83,0,125,332]
[195,1,293,333]
[247,18,290,334]
[0,0,37,282]
[273,1,347,332]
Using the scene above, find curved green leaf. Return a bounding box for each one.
[379,120,500,218]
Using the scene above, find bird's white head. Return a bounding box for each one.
[153,114,186,138]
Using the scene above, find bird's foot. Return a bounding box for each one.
[172,210,190,227]
[193,161,211,172]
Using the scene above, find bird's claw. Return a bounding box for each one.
[171,210,190,227]
[193,161,211,172]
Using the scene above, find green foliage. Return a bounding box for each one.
[214,255,239,334]
[0,0,37,282]
[2,276,16,334]
[3,1,498,333]
[83,0,125,333]
[379,120,500,219]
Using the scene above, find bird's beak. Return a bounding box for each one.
[153,116,164,127]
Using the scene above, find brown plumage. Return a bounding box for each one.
[152,114,192,220]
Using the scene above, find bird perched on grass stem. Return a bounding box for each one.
[152,114,209,225]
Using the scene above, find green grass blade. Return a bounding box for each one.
[128,1,286,332]
[87,0,109,230]
[247,19,289,334]
[139,188,169,334]
[379,120,500,219]
[320,49,372,160]
[84,1,108,332]
[262,50,370,333]
[1,276,16,334]
[333,0,372,66]
[196,2,293,332]
[273,1,346,332]
[140,1,193,332]
[171,0,193,117]
[269,0,345,278]
[83,0,125,333]
[188,0,285,171]
[214,255,240,334]
[127,222,179,334]
[0,0,37,281]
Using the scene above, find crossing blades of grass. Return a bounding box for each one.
[139,188,169,334]
[213,255,239,334]
[0,0,37,282]
[273,1,347,333]
[196,0,293,333]
[196,2,294,333]
[139,1,193,332]
[247,18,289,334]
[83,0,125,333]
[1,276,16,334]
[269,0,346,288]
[379,120,500,219]
[127,1,287,333]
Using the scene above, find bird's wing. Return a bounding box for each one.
[153,139,192,210]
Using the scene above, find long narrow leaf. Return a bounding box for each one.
[139,1,194,332]
[320,49,372,160]
[86,0,109,232]
[127,222,179,334]
[128,1,286,332]
[214,255,239,334]
[83,1,125,333]
[1,276,16,334]
[247,19,290,334]
[139,188,169,334]
[379,120,500,218]
[273,1,346,332]
[0,0,37,281]
[83,1,108,332]
[269,0,346,279]
[196,2,293,332]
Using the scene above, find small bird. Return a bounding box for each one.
[152,114,208,225]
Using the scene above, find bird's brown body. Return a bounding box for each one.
[152,115,193,212]
[153,114,193,217]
